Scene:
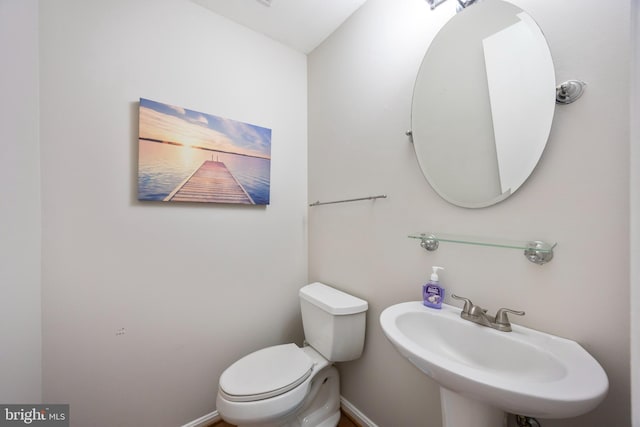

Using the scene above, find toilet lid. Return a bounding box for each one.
[219,343,314,402]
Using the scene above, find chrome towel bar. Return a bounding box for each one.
[309,194,387,207]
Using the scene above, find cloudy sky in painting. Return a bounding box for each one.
[138,98,271,159]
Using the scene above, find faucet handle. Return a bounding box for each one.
[494,308,525,326]
[451,294,474,314]
[452,294,487,316]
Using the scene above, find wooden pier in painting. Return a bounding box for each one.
[164,160,255,204]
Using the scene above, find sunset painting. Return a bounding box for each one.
[138,98,271,205]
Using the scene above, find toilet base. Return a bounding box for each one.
[292,366,340,427]
[233,366,340,427]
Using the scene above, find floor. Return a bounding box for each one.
[211,410,360,427]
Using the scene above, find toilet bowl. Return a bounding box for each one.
[216,283,368,427]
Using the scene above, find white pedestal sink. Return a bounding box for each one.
[440,388,506,427]
[380,302,608,427]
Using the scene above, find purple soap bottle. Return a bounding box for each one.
[423,266,445,309]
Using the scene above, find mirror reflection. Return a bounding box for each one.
[411,0,555,208]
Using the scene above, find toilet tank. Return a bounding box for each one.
[299,282,368,362]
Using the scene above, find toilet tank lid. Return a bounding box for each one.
[299,282,368,315]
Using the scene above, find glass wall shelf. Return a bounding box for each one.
[409,232,557,265]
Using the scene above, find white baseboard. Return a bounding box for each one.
[180,410,220,427]
[181,397,375,427]
[340,396,378,427]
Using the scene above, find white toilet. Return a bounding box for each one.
[216,282,368,427]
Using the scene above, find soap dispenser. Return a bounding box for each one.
[423,266,445,309]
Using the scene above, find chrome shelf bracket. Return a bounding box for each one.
[524,241,556,265]
[420,234,439,251]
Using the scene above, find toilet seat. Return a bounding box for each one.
[219,344,314,402]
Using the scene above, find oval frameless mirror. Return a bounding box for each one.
[411,0,555,208]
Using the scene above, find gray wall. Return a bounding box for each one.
[39,0,308,425]
[631,0,640,424]
[0,0,42,403]
[308,0,631,426]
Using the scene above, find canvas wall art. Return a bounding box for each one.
[138,98,271,205]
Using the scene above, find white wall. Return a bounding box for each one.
[631,0,639,424]
[0,0,42,403]
[39,0,307,426]
[308,0,631,426]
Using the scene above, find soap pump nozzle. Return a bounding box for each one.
[431,266,444,282]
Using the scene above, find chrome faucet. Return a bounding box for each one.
[451,294,524,332]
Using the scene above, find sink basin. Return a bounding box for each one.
[380,302,608,423]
